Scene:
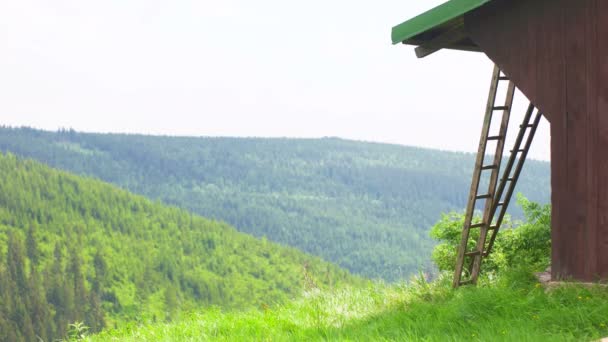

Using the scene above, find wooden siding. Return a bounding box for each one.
[464,0,608,281]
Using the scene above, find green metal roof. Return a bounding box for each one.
[391,0,492,45]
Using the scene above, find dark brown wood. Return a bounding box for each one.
[565,0,588,279]
[597,0,608,278]
[463,0,608,281]
[584,0,599,279]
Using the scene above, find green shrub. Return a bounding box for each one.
[430,195,551,276]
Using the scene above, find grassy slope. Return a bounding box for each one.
[89,271,608,341]
[0,127,551,280]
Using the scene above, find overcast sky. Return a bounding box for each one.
[0,0,550,160]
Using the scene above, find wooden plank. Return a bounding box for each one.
[596,0,608,279]
[520,0,540,114]
[564,0,589,280]
[500,0,526,109]
[584,0,599,280]
[524,0,568,280]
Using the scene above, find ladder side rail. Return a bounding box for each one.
[468,81,516,282]
[493,108,541,226]
[485,110,542,254]
[488,103,536,224]
[452,65,502,287]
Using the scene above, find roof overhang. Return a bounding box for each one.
[391,0,494,58]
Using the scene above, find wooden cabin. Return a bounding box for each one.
[393,0,608,283]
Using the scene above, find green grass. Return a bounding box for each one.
[87,270,608,341]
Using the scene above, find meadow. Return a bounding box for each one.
[87,270,608,341]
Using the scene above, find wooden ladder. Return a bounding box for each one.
[453,65,542,287]
[481,104,543,264]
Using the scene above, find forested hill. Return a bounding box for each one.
[0,127,551,281]
[0,153,356,342]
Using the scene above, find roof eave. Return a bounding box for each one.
[391,0,493,57]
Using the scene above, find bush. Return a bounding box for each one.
[430,194,551,276]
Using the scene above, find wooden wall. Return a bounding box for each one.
[464,0,608,281]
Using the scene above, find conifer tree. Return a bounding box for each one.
[26,224,39,266]
[85,291,105,333]
[69,247,87,322]
[6,232,35,342]
[92,250,107,295]
[7,232,27,298]
[46,243,73,338]
[27,269,51,342]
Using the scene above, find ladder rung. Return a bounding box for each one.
[476,194,492,200]
[481,164,498,170]
[487,135,504,141]
[501,177,515,182]
[520,124,534,128]
[459,280,474,286]
[488,225,498,230]
[510,149,525,153]
[469,222,486,229]
[492,106,510,111]
[496,202,505,207]
[498,76,509,81]
[465,251,482,257]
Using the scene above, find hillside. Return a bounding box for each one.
[0,127,551,280]
[0,153,357,342]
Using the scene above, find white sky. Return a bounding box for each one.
[0,0,550,160]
